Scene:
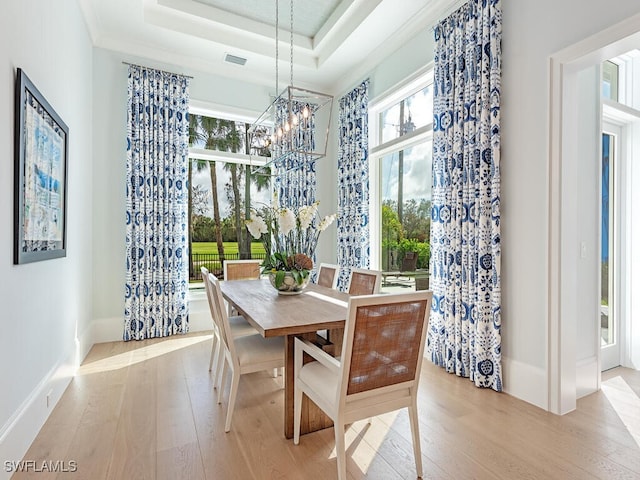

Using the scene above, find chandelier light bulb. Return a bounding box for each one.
[302,105,309,118]
[284,121,290,132]
[291,114,299,126]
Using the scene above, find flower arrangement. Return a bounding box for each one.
[245,201,336,290]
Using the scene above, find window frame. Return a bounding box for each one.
[368,65,434,271]
[189,99,270,167]
[187,100,271,289]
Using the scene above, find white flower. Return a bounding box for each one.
[245,215,268,239]
[278,208,296,235]
[318,214,336,232]
[298,201,319,230]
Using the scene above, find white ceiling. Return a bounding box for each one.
[78,0,465,91]
[192,0,341,38]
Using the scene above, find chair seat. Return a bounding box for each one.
[299,360,338,412]
[235,334,284,368]
[228,315,256,337]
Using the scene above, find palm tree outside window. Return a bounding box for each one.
[188,113,271,283]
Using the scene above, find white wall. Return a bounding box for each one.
[0,0,94,472]
[630,119,640,369]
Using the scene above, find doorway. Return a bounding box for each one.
[548,15,640,414]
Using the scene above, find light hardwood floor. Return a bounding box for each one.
[14,332,640,479]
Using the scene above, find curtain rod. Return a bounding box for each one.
[121,61,194,79]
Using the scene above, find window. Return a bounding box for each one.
[188,107,272,285]
[380,84,432,143]
[602,60,619,102]
[602,50,640,109]
[370,68,434,292]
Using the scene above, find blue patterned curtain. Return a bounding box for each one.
[336,80,370,291]
[428,0,502,391]
[274,157,316,210]
[124,65,190,341]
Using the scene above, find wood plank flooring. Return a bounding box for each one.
[13,332,640,479]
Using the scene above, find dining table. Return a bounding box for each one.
[219,278,350,439]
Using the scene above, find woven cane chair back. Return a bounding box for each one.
[223,259,261,281]
[346,268,381,295]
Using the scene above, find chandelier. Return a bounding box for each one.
[250,0,333,167]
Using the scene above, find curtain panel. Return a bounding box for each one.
[274,156,317,210]
[124,65,190,341]
[428,0,503,390]
[336,80,370,291]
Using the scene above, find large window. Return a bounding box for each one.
[370,69,433,292]
[188,108,272,283]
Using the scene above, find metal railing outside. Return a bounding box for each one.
[189,252,266,281]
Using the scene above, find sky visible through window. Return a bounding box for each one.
[190,161,271,219]
[381,142,432,206]
[380,85,433,206]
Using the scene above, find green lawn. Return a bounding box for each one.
[192,242,266,255]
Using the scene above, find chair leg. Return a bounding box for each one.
[217,360,228,405]
[214,344,225,391]
[334,422,347,480]
[408,404,423,478]
[209,333,218,373]
[293,386,303,445]
[224,371,241,433]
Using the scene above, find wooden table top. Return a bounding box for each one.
[219,279,350,338]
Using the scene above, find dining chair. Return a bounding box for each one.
[346,267,382,295]
[208,272,285,432]
[223,259,262,316]
[223,259,262,281]
[221,258,279,376]
[315,263,340,342]
[201,267,256,386]
[316,263,339,289]
[293,290,433,480]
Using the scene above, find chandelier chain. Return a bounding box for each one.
[275,0,279,95]
[290,0,294,88]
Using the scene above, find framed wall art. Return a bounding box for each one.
[14,68,69,264]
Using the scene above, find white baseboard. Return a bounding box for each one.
[501,355,548,410]
[91,294,213,345]
[188,291,213,332]
[0,349,76,480]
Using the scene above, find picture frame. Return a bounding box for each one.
[14,68,69,264]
